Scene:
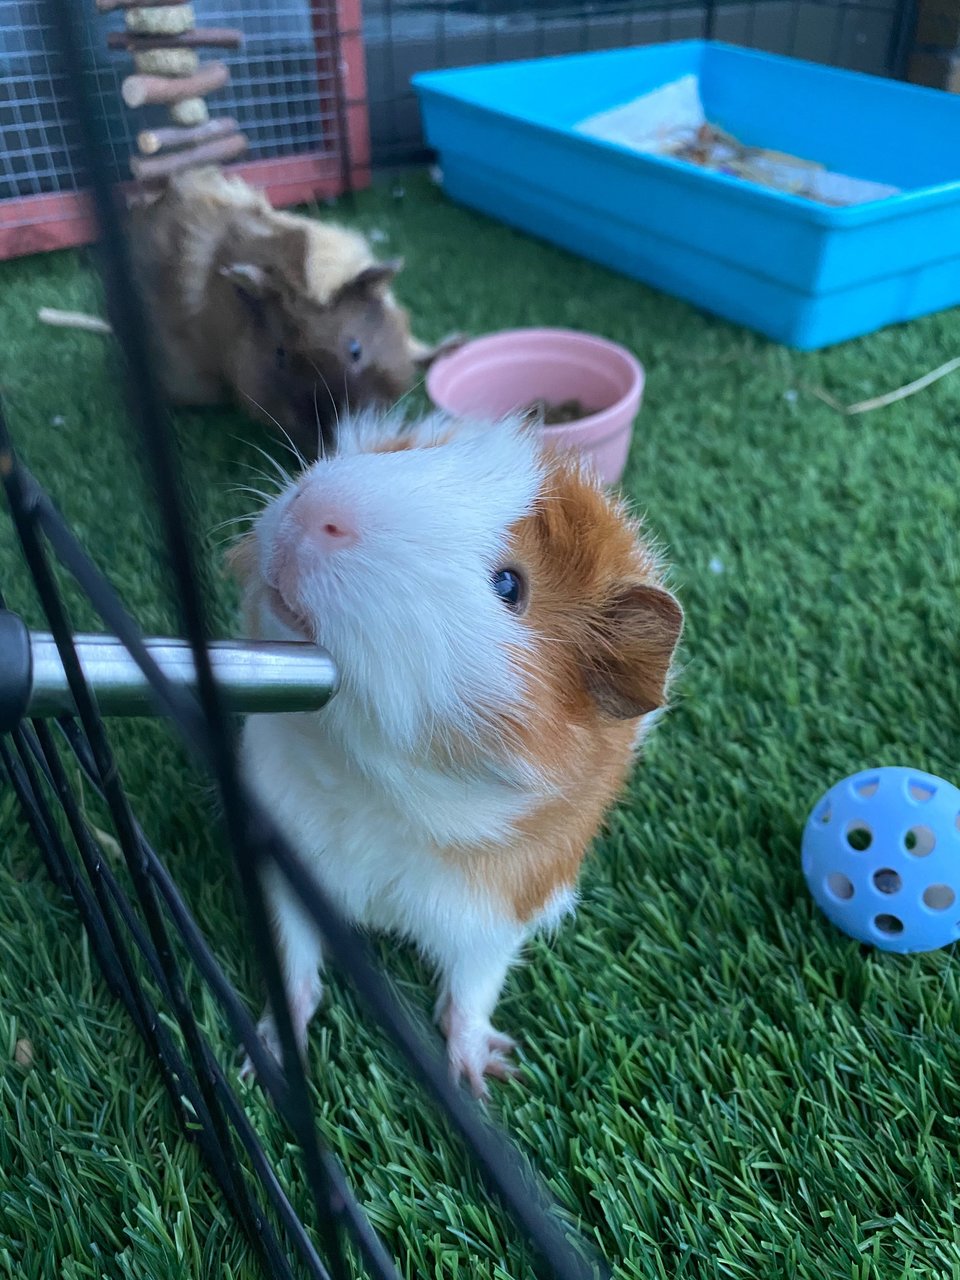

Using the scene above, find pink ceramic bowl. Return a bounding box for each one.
[425,327,644,486]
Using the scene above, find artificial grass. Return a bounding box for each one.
[2,170,960,1280]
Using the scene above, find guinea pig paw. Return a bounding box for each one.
[445,1019,520,1100]
[487,1030,518,1057]
[434,332,468,359]
[238,1014,284,1085]
[414,332,468,368]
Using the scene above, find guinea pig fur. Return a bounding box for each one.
[129,166,456,461]
[229,410,683,1097]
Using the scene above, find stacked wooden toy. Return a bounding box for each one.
[97,0,248,182]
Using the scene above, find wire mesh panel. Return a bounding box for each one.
[0,0,369,258]
[363,0,917,166]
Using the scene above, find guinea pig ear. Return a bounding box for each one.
[221,225,311,303]
[271,225,312,295]
[220,262,276,300]
[585,584,684,719]
[337,258,404,300]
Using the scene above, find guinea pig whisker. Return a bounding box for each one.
[210,515,263,549]
[235,463,285,496]
[212,530,251,550]
[387,369,428,416]
[270,419,309,470]
[234,437,295,489]
[307,360,341,436]
[238,392,308,470]
[312,379,325,462]
[226,483,275,506]
[209,513,259,534]
[243,462,287,494]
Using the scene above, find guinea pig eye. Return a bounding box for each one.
[492,567,526,612]
[347,338,363,364]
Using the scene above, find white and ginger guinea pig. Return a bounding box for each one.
[229,410,683,1098]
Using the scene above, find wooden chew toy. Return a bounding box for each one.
[96,0,247,183]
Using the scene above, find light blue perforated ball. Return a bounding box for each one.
[802,767,960,953]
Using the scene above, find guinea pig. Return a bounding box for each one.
[229,409,683,1097]
[127,166,459,460]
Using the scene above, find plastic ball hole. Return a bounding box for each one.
[872,868,901,895]
[874,913,904,936]
[846,822,873,852]
[855,778,879,799]
[909,780,936,803]
[818,802,832,824]
[923,884,956,912]
[904,826,935,857]
[826,872,854,901]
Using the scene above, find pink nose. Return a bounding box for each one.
[290,488,358,550]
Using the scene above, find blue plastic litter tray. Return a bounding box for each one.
[413,42,960,349]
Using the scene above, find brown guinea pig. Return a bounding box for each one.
[229,407,684,1097]
[128,166,458,460]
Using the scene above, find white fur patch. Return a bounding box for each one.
[632,707,664,751]
[530,884,578,937]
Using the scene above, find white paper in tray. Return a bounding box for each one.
[575,74,900,206]
[576,75,707,156]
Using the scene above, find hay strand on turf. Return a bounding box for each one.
[812,356,960,415]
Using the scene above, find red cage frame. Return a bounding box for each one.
[0,0,371,261]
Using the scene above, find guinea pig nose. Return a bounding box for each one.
[290,487,359,550]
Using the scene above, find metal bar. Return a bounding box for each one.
[25,468,211,748]
[705,0,718,41]
[27,633,338,719]
[887,0,918,78]
[311,0,354,201]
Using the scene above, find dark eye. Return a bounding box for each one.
[492,567,525,612]
[275,346,286,370]
[348,338,363,364]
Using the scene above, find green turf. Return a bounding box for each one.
[2,170,960,1280]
